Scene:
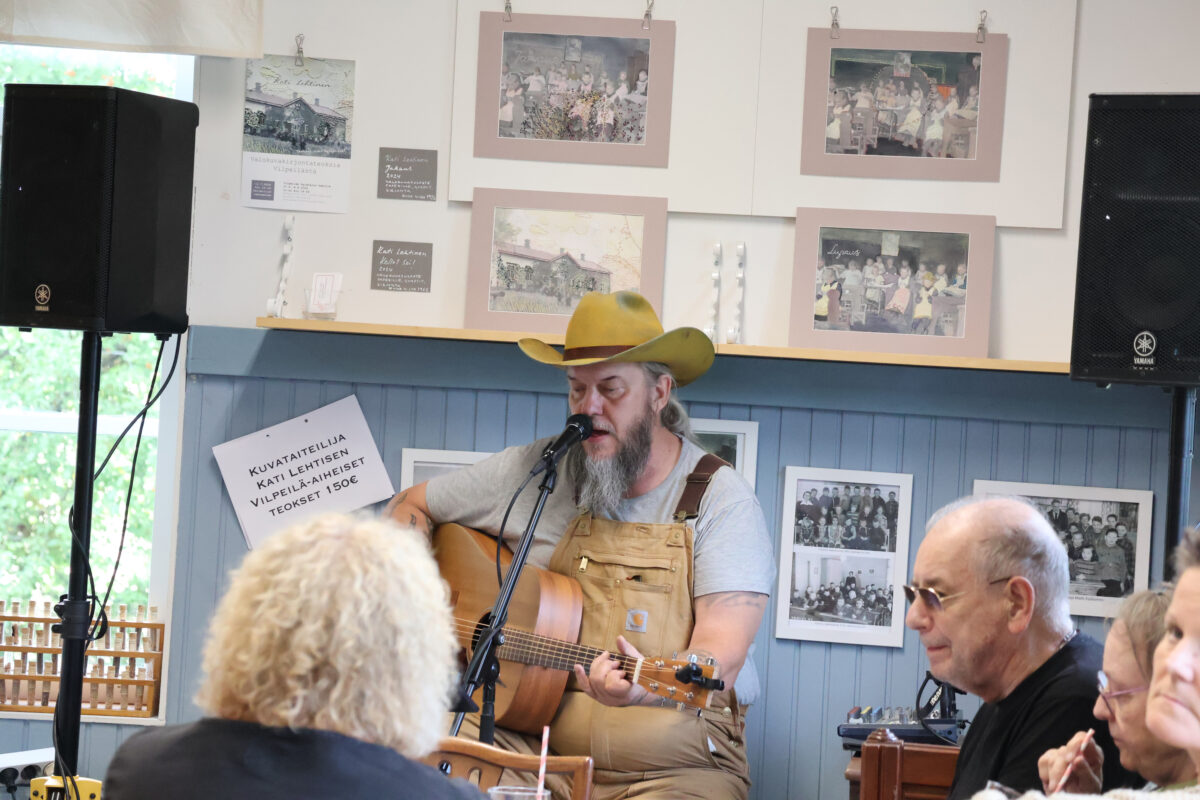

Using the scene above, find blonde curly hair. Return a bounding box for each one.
[195,513,458,758]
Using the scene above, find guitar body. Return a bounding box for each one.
[433,523,583,735]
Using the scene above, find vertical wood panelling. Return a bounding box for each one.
[444,390,479,451]
[414,388,448,449]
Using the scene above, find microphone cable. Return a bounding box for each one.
[49,331,179,798]
[494,470,538,589]
[915,671,968,746]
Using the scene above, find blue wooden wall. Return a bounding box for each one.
[0,326,1175,798]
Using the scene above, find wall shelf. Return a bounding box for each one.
[254,317,1069,375]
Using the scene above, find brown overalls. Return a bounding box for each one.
[463,455,751,800]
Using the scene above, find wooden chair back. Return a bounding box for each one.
[857,728,959,800]
[422,737,594,800]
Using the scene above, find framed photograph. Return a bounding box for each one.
[789,207,995,358]
[691,418,759,490]
[466,187,667,334]
[973,480,1154,618]
[473,12,676,167]
[775,466,913,648]
[800,28,1009,181]
[399,448,493,490]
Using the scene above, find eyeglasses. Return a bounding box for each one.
[1097,670,1146,716]
[902,576,1012,612]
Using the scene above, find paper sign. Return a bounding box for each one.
[370,240,433,293]
[212,396,394,549]
[377,148,437,201]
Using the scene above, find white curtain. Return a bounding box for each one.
[0,0,262,58]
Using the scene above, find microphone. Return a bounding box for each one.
[530,414,593,476]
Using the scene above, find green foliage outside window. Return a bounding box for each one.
[0,44,180,611]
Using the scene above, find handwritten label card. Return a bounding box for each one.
[377,147,437,201]
[370,240,433,293]
[212,395,395,549]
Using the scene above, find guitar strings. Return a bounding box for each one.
[450,619,638,669]
[449,618,700,679]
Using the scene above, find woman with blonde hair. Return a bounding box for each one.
[105,514,477,800]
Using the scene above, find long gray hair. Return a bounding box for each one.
[641,361,695,442]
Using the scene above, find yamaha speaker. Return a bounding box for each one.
[0,84,199,334]
[1071,93,1200,386]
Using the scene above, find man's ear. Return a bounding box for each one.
[652,372,672,412]
[1004,576,1036,634]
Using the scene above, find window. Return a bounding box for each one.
[0,44,193,619]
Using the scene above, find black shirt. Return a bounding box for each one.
[946,632,1139,800]
[104,717,481,800]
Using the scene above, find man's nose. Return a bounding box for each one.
[575,387,604,416]
[904,597,928,631]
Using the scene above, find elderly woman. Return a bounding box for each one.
[973,528,1200,799]
[105,514,477,800]
[1040,589,1195,793]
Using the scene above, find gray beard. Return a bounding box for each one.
[566,407,655,518]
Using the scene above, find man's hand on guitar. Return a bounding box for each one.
[574,635,651,707]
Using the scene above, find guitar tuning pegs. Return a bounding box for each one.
[685,691,695,701]
[705,656,716,666]
[649,682,659,691]
[687,653,699,663]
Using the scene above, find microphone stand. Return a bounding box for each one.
[449,462,560,743]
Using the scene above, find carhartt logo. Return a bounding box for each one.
[1133,331,1156,367]
[625,609,648,633]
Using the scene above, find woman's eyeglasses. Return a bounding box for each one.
[902,577,1011,612]
[1097,670,1146,716]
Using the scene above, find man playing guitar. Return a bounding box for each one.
[386,290,774,800]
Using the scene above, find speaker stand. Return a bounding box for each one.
[52,331,102,778]
[1165,386,1196,582]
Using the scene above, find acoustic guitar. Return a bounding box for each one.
[433,523,723,735]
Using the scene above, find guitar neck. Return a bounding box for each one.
[496,628,632,675]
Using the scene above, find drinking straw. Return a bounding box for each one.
[537,724,550,799]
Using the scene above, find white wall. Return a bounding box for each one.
[186,0,1200,362]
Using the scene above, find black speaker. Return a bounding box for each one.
[1072,93,1200,386]
[0,84,199,334]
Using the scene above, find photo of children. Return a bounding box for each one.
[973,480,1154,617]
[812,226,970,337]
[776,467,912,647]
[824,48,982,159]
[498,31,651,144]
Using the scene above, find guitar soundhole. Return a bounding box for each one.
[470,612,491,653]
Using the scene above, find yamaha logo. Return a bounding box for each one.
[1133,330,1156,367]
[34,283,50,311]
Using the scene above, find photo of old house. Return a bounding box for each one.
[243,55,354,159]
[488,205,640,315]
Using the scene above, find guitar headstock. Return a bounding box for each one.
[633,655,723,710]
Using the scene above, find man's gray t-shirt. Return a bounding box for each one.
[424,434,776,702]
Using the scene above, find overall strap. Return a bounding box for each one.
[673,452,731,522]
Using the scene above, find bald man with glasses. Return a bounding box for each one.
[905,497,1138,799]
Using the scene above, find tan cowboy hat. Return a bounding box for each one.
[518,291,714,386]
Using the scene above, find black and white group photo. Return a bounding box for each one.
[793,479,902,552]
[498,31,651,144]
[812,225,970,337]
[973,480,1153,616]
[787,552,895,628]
[825,48,984,158]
